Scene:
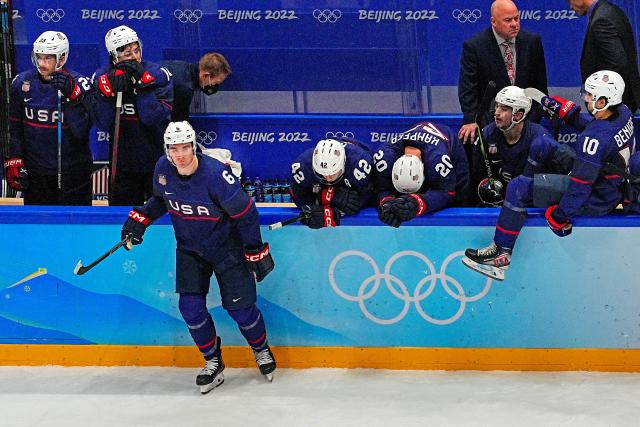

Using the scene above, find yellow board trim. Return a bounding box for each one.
[3,345,640,371]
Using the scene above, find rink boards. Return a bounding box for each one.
[1,206,640,371]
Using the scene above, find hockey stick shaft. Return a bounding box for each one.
[73,236,130,275]
[268,214,303,231]
[110,91,123,188]
[57,90,62,189]
[475,81,498,180]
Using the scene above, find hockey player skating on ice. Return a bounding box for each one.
[290,138,373,228]
[90,25,173,206]
[372,122,469,227]
[463,70,635,281]
[6,31,93,205]
[120,121,276,393]
[470,86,555,206]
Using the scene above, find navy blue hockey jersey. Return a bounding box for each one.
[89,60,173,173]
[159,60,198,122]
[9,68,93,175]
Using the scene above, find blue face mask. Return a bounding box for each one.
[201,84,219,96]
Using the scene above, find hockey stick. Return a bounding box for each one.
[110,91,123,188]
[268,214,303,231]
[475,81,498,180]
[73,236,130,275]
[57,90,62,189]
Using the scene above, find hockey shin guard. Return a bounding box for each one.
[493,176,533,249]
[179,293,219,361]
[227,304,268,351]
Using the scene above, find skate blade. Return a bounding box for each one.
[199,373,225,394]
[264,372,274,382]
[461,257,505,281]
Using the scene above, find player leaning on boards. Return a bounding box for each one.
[372,122,469,227]
[120,121,276,393]
[290,138,373,229]
[6,31,93,205]
[463,70,635,281]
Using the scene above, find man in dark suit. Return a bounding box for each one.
[568,0,640,113]
[458,0,548,145]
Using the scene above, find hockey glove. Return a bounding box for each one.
[116,60,156,90]
[377,197,402,228]
[50,71,82,102]
[121,209,151,249]
[545,205,573,237]
[300,205,340,229]
[4,157,28,191]
[477,178,505,207]
[97,69,131,98]
[245,242,275,283]
[321,186,362,215]
[389,194,426,222]
[541,95,580,122]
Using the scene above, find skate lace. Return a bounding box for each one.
[477,243,497,257]
[255,349,273,366]
[201,358,219,375]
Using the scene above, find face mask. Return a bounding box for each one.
[201,84,219,96]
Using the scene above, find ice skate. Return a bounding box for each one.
[196,345,225,394]
[462,242,511,281]
[253,345,276,382]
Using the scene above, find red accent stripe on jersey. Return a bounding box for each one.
[121,116,139,121]
[230,199,253,219]
[248,332,267,345]
[9,116,21,122]
[197,337,217,349]
[604,174,620,179]
[569,176,592,185]
[168,210,221,221]
[448,191,456,196]
[160,99,173,110]
[496,224,519,235]
[23,120,69,129]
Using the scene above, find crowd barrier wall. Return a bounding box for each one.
[1,206,640,371]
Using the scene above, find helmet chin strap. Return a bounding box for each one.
[500,110,524,133]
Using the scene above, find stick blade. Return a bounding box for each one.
[73,260,89,276]
[523,87,546,104]
[268,222,282,231]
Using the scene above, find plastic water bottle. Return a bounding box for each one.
[254,176,264,202]
[281,177,292,203]
[263,178,274,203]
[242,176,255,202]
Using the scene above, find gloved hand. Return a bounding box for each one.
[50,70,82,101]
[321,186,362,215]
[97,68,132,98]
[121,209,151,249]
[389,194,426,222]
[545,205,573,237]
[300,205,340,229]
[245,242,275,283]
[477,178,505,207]
[115,60,155,89]
[4,157,28,191]
[377,197,402,228]
[541,95,580,121]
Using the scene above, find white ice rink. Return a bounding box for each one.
[1,367,640,426]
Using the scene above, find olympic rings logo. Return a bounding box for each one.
[36,8,65,23]
[329,250,493,325]
[197,131,218,145]
[174,9,203,23]
[313,9,342,23]
[452,9,481,23]
[325,131,355,139]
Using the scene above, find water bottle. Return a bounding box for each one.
[242,176,255,202]
[253,176,264,202]
[263,178,274,203]
[281,177,292,203]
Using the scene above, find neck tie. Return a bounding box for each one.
[502,41,515,84]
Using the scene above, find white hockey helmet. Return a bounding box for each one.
[392,154,425,194]
[105,25,141,60]
[31,31,69,71]
[164,121,196,165]
[312,139,346,183]
[494,86,531,126]
[582,70,625,112]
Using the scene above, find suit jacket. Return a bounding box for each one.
[581,0,640,113]
[458,27,548,125]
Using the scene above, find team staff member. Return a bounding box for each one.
[121,121,276,393]
[7,31,93,205]
[90,25,173,206]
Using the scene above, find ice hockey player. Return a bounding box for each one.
[373,121,469,227]
[470,86,555,206]
[6,31,93,205]
[90,25,173,206]
[463,70,635,281]
[161,52,231,121]
[120,121,276,393]
[290,138,373,228]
